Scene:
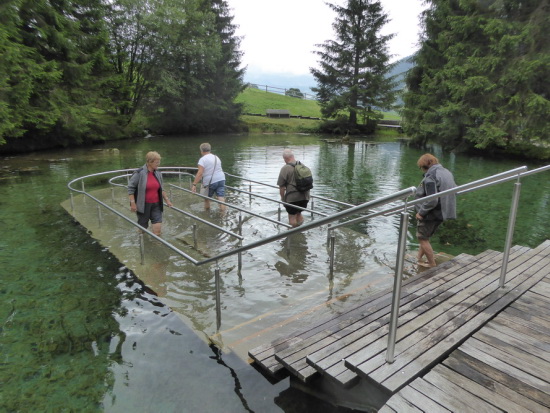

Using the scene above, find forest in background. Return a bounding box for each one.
[403,0,549,159]
[0,0,244,152]
[1,0,548,160]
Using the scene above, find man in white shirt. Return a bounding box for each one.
[191,143,226,211]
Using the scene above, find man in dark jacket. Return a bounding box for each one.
[415,153,456,267]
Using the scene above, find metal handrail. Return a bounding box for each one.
[224,172,355,208]
[168,183,292,229]
[106,173,245,240]
[197,186,418,265]
[225,185,328,217]
[68,164,550,354]
[330,166,529,230]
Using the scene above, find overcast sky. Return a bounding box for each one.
[227,0,426,76]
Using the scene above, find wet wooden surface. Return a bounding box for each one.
[249,240,550,410]
[382,251,550,411]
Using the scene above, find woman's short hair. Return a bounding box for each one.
[200,143,211,153]
[417,153,439,170]
[146,151,161,163]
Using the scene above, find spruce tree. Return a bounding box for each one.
[311,0,397,131]
[1,0,116,147]
[403,0,549,156]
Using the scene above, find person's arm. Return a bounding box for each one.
[162,190,172,207]
[279,186,286,201]
[191,165,205,193]
[416,176,438,219]
[128,172,139,212]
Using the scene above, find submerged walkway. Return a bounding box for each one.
[248,240,550,411]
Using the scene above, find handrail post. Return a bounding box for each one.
[215,261,222,331]
[238,240,243,276]
[238,212,243,236]
[499,178,522,288]
[139,232,145,265]
[386,210,409,363]
[192,224,197,249]
[70,191,74,215]
[97,205,102,227]
[249,182,252,202]
[329,234,336,275]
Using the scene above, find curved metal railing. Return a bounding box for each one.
[67,163,550,357]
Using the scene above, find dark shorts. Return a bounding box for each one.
[416,219,442,240]
[208,180,225,197]
[137,202,162,228]
[284,199,309,215]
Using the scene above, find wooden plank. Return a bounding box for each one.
[444,351,549,412]
[376,255,550,392]
[329,249,532,387]
[377,405,396,413]
[276,254,484,381]
[460,340,550,395]
[531,278,550,298]
[247,255,470,375]
[500,307,550,336]
[489,316,550,346]
[522,289,550,307]
[280,253,477,367]
[511,297,550,320]
[309,250,507,385]
[467,334,550,382]
[410,378,478,413]
[422,368,501,413]
[384,392,424,412]
[478,324,550,363]
[397,385,452,413]
[311,268,494,384]
[429,364,528,413]
[350,248,548,387]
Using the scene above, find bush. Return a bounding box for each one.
[285,88,304,98]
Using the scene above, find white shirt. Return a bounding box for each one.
[198,153,224,184]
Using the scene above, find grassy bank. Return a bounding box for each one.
[235,87,401,134]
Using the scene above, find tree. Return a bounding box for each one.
[1,0,118,147]
[115,0,245,134]
[311,0,398,131]
[402,0,550,156]
[285,88,304,98]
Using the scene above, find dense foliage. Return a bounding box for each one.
[311,0,398,133]
[0,0,244,151]
[402,0,549,158]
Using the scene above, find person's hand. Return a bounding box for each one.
[191,184,197,193]
[130,203,137,212]
[416,212,423,220]
[166,200,173,208]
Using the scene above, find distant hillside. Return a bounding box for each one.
[243,54,415,98]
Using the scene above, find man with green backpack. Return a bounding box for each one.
[277,148,313,227]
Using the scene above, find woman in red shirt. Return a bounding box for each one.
[128,151,173,236]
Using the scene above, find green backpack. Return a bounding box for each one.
[293,161,313,192]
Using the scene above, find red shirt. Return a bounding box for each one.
[145,172,161,203]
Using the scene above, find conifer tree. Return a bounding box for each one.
[403,0,549,156]
[311,0,397,131]
[1,0,113,146]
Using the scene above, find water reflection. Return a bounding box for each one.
[275,233,310,283]
[2,134,548,412]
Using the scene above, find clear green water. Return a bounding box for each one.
[1,134,548,412]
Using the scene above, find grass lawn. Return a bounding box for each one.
[235,86,402,133]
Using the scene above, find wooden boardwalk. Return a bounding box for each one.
[248,240,550,411]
